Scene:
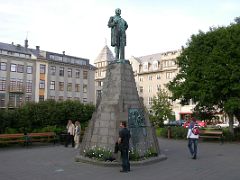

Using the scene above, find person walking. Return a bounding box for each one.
[65,120,75,147]
[74,121,81,149]
[118,121,131,172]
[187,117,200,159]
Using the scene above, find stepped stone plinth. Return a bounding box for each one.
[79,60,160,157]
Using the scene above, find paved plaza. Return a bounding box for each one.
[0,138,239,180]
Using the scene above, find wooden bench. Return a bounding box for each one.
[28,132,57,144]
[0,133,27,145]
[199,129,224,143]
[0,132,57,146]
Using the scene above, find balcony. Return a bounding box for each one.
[9,85,25,94]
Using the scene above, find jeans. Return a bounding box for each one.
[188,138,198,157]
[120,148,130,171]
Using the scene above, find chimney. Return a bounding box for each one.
[63,51,65,55]
[36,46,40,54]
[24,39,28,49]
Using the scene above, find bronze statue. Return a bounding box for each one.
[108,8,128,60]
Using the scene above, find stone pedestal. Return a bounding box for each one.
[80,60,160,156]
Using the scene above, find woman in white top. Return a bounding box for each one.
[74,121,81,149]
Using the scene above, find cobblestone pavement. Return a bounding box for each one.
[0,138,239,180]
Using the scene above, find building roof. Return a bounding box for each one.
[94,45,114,63]
[137,50,180,63]
[0,42,32,55]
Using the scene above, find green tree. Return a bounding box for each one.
[168,19,240,134]
[150,89,174,127]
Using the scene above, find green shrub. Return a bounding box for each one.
[156,127,188,139]
[129,149,141,161]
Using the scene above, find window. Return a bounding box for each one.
[10,79,16,91]
[0,93,5,107]
[49,96,55,100]
[148,86,152,93]
[40,64,46,74]
[68,68,72,78]
[148,97,153,105]
[157,84,161,91]
[83,84,87,93]
[153,61,158,70]
[25,95,32,102]
[139,77,143,82]
[59,67,64,76]
[83,71,88,79]
[67,83,72,91]
[139,86,143,93]
[0,62,7,71]
[59,82,64,91]
[76,69,80,78]
[10,64,17,72]
[50,81,55,90]
[39,95,44,101]
[143,62,148,72]
[98,81,102,87]
[26,80,32,93]
[16,79,23,91]
[50,66,56,75]
[156,74,161,80]
[26,66,33,74]
[166,72,174,79]
[74,97,80,101]
[75,84,80,92]
[59,96,64,101]
[9,94,15,107]
[39,80,45,89]
[148,75,152,80]
[17,64,24,73]
[67,97,72,100]
[83,98,87,103]
[0,78,6,91]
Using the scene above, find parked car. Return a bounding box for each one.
[215,122,239,128]
[183,120,207,128]
[164,120,185,126]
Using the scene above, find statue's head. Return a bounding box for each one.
[115,8,121,16]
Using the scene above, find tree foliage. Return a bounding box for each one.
[150,89,174,127]
[168,20,240,133]
[0,100,95,133]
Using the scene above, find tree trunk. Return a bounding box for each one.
[234,111,240,125]
[228,113,234,135]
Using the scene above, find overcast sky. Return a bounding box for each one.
[0,0,239,64]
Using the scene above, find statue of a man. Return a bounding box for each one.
[108,8,128,60]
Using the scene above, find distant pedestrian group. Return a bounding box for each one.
[65,120,81,149]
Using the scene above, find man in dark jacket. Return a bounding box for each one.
[118,121,131,172]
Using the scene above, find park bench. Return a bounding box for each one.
[0,133,27,145]
[199,129,224,144]
[27,132,57,144]
[0,132,57,146]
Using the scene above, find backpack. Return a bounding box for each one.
[192,124,200,135]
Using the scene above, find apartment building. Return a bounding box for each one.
[94,45,114,104]
[0,40,95,108]
[129,50,195,121]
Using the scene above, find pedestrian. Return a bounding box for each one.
[65,120,75,147]
[74,121,81,149]
[187,117,200,159]
[118,121,131,172]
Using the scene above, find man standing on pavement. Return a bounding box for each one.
[187,117,199,159]
[118,121,131,172]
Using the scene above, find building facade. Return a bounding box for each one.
[94,45,114,104]
[129,50,195,121]
[0,40,95,108]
